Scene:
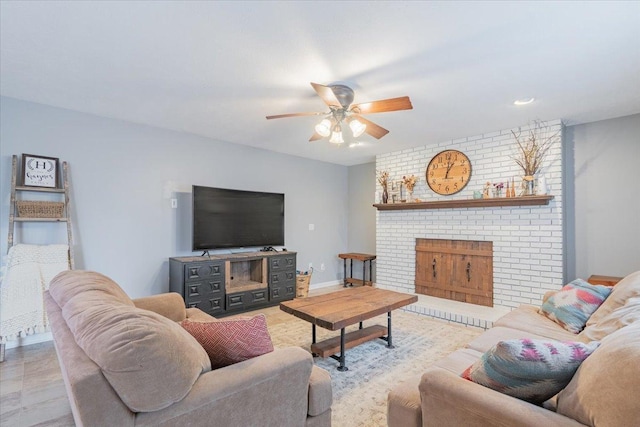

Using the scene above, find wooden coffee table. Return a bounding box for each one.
[279,287,418,371]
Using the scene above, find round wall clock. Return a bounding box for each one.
[426,149,472,195]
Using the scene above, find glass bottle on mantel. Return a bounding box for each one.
[537,174,547,195]
[523,175,535,196]
[382,186,389,203]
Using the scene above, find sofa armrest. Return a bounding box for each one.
[133,292,186,322]
[136,347,318,427]
[185,307,217,322]
[308,365,332,416]
[419,368,586,427]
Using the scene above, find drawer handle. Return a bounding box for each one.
[466,262,471,282]
[432,258,437,279]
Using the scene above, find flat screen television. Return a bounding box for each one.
[192,185,285,250]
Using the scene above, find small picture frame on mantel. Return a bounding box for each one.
[390,180,404,203]
[22,153,59,188]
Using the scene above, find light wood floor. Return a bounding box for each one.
[0,285,340,427]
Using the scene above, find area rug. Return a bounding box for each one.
[269,310,483,427]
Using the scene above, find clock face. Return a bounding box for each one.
[426,150,472,195]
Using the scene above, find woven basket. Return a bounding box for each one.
[296,268,313,298]
[16,201,64,218]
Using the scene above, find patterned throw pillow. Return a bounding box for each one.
[461,338,599,404]
[181,314,274,369]
[539,279,612,333]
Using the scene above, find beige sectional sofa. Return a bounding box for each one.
[388,271,640,427]
[45,270,332,427]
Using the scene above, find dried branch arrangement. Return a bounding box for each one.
[377,170,389,189]
[511,120,560,176]
[402,175,418,193]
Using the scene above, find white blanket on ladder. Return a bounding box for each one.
[0,244,70,343]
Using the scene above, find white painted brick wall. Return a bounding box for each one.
[376,120,564,309]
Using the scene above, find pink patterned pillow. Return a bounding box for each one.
[539,279,612,333]
[462,338,599,404]
[181,314,274,369]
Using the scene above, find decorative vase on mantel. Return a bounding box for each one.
[406,190,413,203]
[382,186,389,204]
[523,175,536,196]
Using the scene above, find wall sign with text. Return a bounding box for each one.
[22,154,59,188]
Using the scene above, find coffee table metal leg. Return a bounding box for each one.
[337,328,348,371]
[380,311,395,348]
[387,311,394,348]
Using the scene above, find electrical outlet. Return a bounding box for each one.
[320,263,325,271]
[308,262,313,270]
[308,224,315,231]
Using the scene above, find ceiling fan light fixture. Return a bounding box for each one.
[514,97,535,106]
[349,118,366,138]
[315,119,332,137]
[329,124,344,144]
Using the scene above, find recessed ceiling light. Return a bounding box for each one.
[514,98,535,106]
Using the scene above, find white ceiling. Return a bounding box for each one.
[2,1,639,166]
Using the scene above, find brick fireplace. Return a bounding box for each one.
[375,120,565,325]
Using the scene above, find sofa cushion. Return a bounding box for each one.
[493,305,579,341]
[49,270,211,413]
[557,322,640,426]
[539,279,612,333]
[465,325,576,353]
[462,338,599,404]
[181,315,274,369]
[579,296,640,342]
[49,270,134,308]
[586,270,640,327]
[431,348,484,375]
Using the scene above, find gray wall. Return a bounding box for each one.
[568,113,640,279]
[346,162,377,281]
[347,162,376,254]
[0,96,347,297]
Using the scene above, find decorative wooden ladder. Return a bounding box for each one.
[2,155,74,362]
[7,154,75,268]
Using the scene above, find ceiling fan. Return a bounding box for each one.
[266,82,413,144]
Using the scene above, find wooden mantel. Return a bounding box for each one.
[374,195,554,210]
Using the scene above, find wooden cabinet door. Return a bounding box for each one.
[415,239,493,307]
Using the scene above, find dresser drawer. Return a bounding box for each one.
[185,262,224,282]
[186,280,223,299]
[269,255,295,272]
[270,270,295,286]
[185,295,224,315]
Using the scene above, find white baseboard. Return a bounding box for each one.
[4,331,53,349]
[309,280,342,290]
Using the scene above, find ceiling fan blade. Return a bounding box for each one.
[354,115,390,139]
[351,96,413,114]
[266,112,324,120]
[309,132,325,142]
[310,82,341,107]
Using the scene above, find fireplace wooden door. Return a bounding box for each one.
[415,239,493,307]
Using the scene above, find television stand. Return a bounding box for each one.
[169,251,297,317]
